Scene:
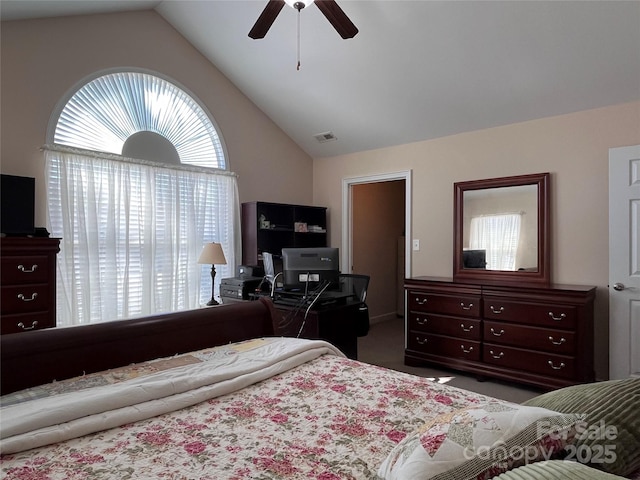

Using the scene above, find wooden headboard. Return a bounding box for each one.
[1,298,277,394]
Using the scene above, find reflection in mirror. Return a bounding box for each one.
[463,184,538,272]
[453,172,550,286]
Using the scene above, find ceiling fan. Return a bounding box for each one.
[249,0,359,40]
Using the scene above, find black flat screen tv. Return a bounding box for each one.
[281,247,340,292]
[1,174,35,236]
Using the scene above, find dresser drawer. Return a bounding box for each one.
[1,255,50,285]
[1,284,51,314]
[483,297,577,329]
[409,312,480,340]
[483,343,575,379]
[408,332,481,361]
[484,320,575,354]
[1,312,54,334]
[408,291,480,318]
[0,238,60,336]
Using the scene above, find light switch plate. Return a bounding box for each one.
[412,239,420,251]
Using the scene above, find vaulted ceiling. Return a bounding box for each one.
[3,0,639,158]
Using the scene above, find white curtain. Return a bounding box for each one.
[45,146,240,326]
[469,213,521,271]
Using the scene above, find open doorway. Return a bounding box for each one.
[341,171,412,324]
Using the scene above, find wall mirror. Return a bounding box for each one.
[453,172,550,286]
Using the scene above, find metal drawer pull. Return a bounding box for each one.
[416,336,427,345]
[490,328,505,337]
[18,321,39,331]
[416,317,428,325]
[548,336,566,345]
[548,312,567,321]
[415,297,428,305]
[489,350,504,359]
[460,302,473,310]
[460,323,474,332]
[461,345,474,354]
[18,264,38,273]
[490,305,504,314]
[548,360,566,370]
[17,293,38,302]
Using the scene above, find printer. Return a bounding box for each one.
[220,265,265,303]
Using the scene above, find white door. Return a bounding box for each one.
[609,144,640,379]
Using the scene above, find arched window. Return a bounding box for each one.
[46,71,239,326]
[53,72,225,169]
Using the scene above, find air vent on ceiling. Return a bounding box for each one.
[313,131,338,143]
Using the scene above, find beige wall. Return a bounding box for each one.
[314,101,640,380]
[0,11,314,227]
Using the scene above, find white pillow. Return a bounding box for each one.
[378,400,583,480]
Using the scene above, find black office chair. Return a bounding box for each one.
[339,274,370,337]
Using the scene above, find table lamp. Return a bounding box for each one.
[198,242,227,306]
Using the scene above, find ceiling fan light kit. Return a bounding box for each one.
[284,0,314,10]
[248,0,358,40]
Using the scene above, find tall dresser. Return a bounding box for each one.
[405,276,596,390]
[1,237,60,334]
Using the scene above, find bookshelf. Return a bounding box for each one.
[241,201,327,266]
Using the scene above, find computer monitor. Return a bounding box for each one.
[462,249,487,269]
[281,247,340,291]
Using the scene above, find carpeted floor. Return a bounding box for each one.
[357,316,544,403]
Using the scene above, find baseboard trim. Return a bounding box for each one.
[370,312,402,325]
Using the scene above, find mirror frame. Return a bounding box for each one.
[453,172,551,286]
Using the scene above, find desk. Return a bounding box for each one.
[271,299,362,360]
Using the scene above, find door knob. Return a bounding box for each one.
[613,283,626,291]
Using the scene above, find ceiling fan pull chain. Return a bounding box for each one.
[296,9,301,70]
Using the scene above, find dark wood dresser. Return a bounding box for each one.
[1,237,60,334]
[404,276,596,390]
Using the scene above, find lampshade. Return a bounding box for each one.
[197,243,227,265]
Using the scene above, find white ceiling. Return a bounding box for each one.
[2,0,639,158]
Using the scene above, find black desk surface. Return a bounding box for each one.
[251,288,357,309]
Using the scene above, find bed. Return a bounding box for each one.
[1,299,638,480]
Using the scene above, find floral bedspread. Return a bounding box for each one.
[1,338,491,479]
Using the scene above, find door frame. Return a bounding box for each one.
[341,170,412,279]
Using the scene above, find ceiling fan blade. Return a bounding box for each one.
[249,0,286,39]
[315,0,358,39]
